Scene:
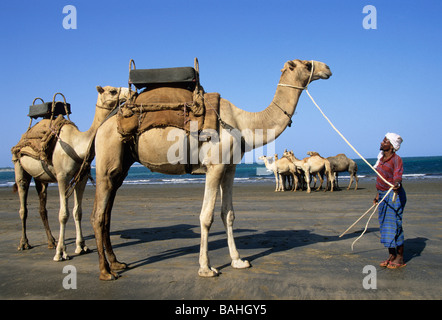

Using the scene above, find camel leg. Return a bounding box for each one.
[72,174,90,255]
[278,173,284,192]
[311,174,317,189]
[335,172,340,190]
[93,172,124,280]
[104,161,132,273]
[292,173,298,191]
[92,189,115,280]
[304,172,311,193]
[53,176,70,261]
[317,173,324,191]
[328,172,334,192]
[92,184,114,280]
[198,164,225,277]
[348,173,358,190]
[34,180,56,249]
[273,172,278,192]
[92,140,132,280]
[14,161,32,250]
[220,164,251,270]
[347,173,353,190]
[92,155,118,279]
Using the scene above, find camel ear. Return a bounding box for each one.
[301,60,312,71]
[96,86,104,94]
[281,60,296,72]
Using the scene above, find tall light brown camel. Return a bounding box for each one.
[91,59,332,280]
[12,86,130,261]
[306,150,328,189]
[327,153,358,190]
[258,155,279,191]
[274,154,298,191]
[284,150,334,193]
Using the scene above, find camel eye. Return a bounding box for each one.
[110,90,118,95]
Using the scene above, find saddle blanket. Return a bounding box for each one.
[11,115,75,163]
[117,87,220,141]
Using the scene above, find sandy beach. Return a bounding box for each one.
[0,179,441,301]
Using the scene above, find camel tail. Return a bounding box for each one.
[12,183,18,193]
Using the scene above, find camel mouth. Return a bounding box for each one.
[320,72,332,79]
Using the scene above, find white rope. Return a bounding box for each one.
[278,61,393,187]
[339,203,376,238]
[277,83,306,90]
[304,88,397,248]
[305,89,393,188]
[278,60,397,249]
[350,187,393,250]
[303,87,397,249]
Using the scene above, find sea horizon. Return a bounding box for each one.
[1,155,442,188]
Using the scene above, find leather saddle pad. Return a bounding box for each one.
[117,87,220,141]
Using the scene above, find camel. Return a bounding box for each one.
[327,153,358,190]
[91,59,332,280]
[12,86,130,261]
[258,155,280,191]
[274,154,298,191]
[284,150,334,193]
[306,151,327,189]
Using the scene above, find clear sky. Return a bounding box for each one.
[1,0,441,167]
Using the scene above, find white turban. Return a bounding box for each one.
[385,132,403,152]
[374,132,403,168]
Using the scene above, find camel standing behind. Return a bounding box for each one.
[258,155,280,191]
[12,86,129,261]
[284,150,334,193]
[327,153,358,190]
[274,154,298,191]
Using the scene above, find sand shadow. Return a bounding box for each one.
[404,237,428,263]
[110,224,371,274]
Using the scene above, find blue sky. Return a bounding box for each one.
[1,0,441,167]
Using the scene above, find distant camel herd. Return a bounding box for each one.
[259,150,358,193]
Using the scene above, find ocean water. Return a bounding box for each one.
[1,156,442,188]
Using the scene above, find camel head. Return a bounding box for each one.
[307,151,321,157]
[258,155,272,162]
[96,86,131,110]
[283,150,292,157]
[280,59,332,87]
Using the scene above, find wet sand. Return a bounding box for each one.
[0,179,441,300]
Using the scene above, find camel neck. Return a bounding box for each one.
[229,73,304,150]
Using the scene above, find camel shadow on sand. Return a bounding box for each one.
[108,224,380,274]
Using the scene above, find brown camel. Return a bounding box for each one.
[91,59,332,280]
[327,153,359,190]
[12,86,129,261]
